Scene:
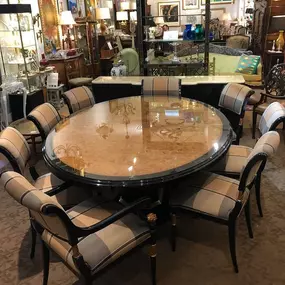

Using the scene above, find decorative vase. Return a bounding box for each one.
[276,30,285,51]
[183,24,194,40]
[195,24,204,40]
[110,62,127,76]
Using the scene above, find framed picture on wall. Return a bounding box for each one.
[38,0,61,53]
[201,0,233,5]
[158,1,180,27]
[183,0,199,10]
[201,8,225,20]
[67,0,78,13]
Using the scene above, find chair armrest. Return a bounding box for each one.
[260,92,285,100]
[74,197,152,237]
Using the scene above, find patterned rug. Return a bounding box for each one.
[1,124,285,285]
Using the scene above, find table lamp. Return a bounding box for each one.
[116,11,128,31]
[59,10,76,50]
[121,1,130,10]
[130,2,136,10]
[130,11,137,22]
[96,8,111,35]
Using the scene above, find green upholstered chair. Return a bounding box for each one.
[27,103,61,141]
[120,48,140,75]
[218,83,254,144]
[142,77,181,98]
[62,86,95,114]
[0,127,90,258]
[170,131,280,273]
[1,171,157,285]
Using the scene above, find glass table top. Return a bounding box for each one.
[43,96,234,186]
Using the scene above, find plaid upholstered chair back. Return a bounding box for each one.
[27,103,61,140]
[259,102,285,135]
[239,131,280,190]
[142,77,181,98]
[219,83,254,115]
[62,86,95,114]
[2,171,70,241]
[0,127,31,174]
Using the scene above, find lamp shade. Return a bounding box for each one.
[121,1,130,10]
[130,2,137,10]
[59,10,76,26]
[155,16,164,24]
[107,1,113,8]
[96,8,111,20]
[222,13,232,21]
[116,11,128,21]
[130,11,137,21]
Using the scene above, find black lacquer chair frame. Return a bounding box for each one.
[170,153,267,273]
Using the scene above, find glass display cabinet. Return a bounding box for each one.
[0,4,40,94]
[74,20,100,78]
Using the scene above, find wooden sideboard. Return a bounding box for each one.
[48,54,86,86]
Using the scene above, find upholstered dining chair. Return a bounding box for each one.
[0,127,90,258]
[210,131,280,217]
[252,63,285,138]
[170,131,280,273]
[142,77,181,98]
[62,86,95,114]
[218,83,254,144]
[27,103,61,140]
[1,171,157,285]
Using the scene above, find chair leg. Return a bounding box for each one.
[245,199,254,238]
[252,110,257,139]
[147,213,157,285]
[171,213,177,252]
[30,223,37,259]
[255,173,263,217]
[228,220,238,273]
[42,241,50,285]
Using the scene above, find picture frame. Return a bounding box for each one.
[38,0,61,54]
[183,0,199,10]
[158,1,180,27]
[201,8,225,20]
[201,0,233,5]
[67,0,78,13]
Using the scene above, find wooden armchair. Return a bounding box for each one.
[1,171,157,285]
[252,63,285,138]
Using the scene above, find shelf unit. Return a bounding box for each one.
[0,4,41,94]
[136,0,211,76]
[74,20,100,78]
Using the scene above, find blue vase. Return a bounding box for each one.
[183,24,194,40]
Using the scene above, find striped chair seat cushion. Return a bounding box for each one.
[35,173,91,206]
[210,145,252,176]
[170,172,249,220]
[42,199,150,273]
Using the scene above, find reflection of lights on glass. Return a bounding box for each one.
[128,166,133,172]
[133,157,137,164]
[213,142,219,151]
[165,110,179,117]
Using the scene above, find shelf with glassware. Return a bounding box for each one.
[74,20,100,78]
[0,4,44,94]
[136,1,211,76]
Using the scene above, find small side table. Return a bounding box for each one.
[10,118,41,153]
[264,50,284,77]
[47,84,65,110]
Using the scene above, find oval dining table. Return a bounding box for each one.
[43,95,234,187]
